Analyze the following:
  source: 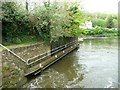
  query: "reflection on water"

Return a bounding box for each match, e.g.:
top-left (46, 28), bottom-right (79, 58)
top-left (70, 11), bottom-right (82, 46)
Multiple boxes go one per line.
top-left (23, 37), bottom-right (118, 88)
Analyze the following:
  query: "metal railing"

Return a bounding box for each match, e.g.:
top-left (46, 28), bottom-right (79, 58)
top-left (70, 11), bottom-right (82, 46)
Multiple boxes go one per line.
top-left (0, 44), bottom-right (26, 63)
top-left (0, 40), bottom-right (78, 66)
top-left (27, 40), bottom-right (78, 65)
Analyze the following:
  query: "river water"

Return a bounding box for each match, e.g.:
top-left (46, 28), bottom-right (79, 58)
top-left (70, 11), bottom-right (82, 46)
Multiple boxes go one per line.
top-left (23, 37), bottom-right (118, 88)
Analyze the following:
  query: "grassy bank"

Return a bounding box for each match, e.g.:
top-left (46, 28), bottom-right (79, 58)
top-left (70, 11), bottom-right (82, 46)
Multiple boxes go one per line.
top-left (2, 35), bottom-right (40, 46)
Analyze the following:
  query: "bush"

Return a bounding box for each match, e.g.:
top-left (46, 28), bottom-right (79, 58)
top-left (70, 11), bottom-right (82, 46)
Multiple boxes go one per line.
top-left (81, 26), bottom-right (118, 37)
top-left (2, 2), bottom-right (84, 45)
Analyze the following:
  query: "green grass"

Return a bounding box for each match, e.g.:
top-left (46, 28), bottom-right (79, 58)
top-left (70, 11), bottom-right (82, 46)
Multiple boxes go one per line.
top-left (3, 35), bottom-right (39, 45)
top-left (0, 35), bottom-right (45, 51)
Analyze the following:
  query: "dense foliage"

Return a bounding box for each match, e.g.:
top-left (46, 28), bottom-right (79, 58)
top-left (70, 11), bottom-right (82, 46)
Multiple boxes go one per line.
top-left (2, 2), bottom-right (37, 45)
top-left (2, 1), bottom-right (118, 46)
top-left (81, 26), bottom-right (118, 37)
top-left (2, 1), bottom-right (84, 45)
top-left (84, 12), bottom-right (118, 28)
top-left (81, 12), bottom-right (118, 37)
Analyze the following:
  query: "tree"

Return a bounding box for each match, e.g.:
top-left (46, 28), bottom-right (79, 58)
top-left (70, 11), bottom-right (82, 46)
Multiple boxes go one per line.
top-left (106, 16), bottom-right (114, 28)
top-left (113, 19), bottom-right (118, 28)
top-left (64, 3), bottom-right (84, 37)
top-left (92, 18), bottom-right (106, 27)
top-left (2, 1), bottom-right (85, 45)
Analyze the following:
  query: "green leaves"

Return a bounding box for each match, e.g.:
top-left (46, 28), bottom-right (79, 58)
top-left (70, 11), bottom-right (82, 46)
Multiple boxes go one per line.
top-left (106, 16), bottom-right (114, 28)
top-left (64, 4), bottom-right (83, 37)
top-left (81, 26), bottom-right (118, 37)
top-left (2, 1), bottom-right (84, 45)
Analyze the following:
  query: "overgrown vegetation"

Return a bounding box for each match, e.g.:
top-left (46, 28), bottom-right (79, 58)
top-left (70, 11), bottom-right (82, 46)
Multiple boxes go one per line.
top-left (2, 1), bottom-right (118, 46)
top-left (2, 1), bottom-right (84, 45)
top-left (81, 12), bottom-right (118, 37)
top-left (81, 26), bottom-right (118, 37)
top-left (2, 2), bottom-right (38, 45)
top-left (85, 12), bottom-right (118, 28)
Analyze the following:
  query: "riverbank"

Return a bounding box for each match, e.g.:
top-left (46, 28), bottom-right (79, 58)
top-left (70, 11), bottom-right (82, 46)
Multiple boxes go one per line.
top-left (81, 27), bottom-right (118, 37)
top-left (78, 36), bottom-right (118, 43)
top-left (82, 36), bottom-right (118, 39)
top-left (1, 39), bottom-right (79, 88)
top-left (1, 41), bottom-right (50, 88)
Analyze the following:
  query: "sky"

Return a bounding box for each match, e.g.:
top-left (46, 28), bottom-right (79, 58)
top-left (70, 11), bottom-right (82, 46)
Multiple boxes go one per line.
top-left (82, 0), bottom-right (120, 14)
top-left (15, 0), bottom-right (119, 14)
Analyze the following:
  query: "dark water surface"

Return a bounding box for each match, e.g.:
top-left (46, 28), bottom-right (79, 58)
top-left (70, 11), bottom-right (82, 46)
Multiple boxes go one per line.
top-left (23, 37), bottom-right (118, 88)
